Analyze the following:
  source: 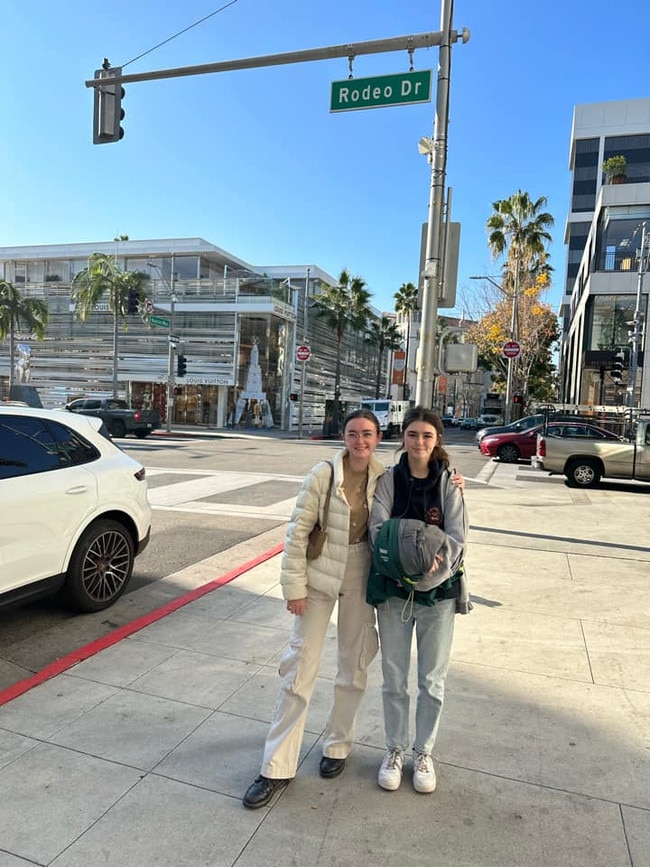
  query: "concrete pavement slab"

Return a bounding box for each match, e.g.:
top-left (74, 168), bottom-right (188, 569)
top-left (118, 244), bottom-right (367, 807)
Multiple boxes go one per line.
top-left (47, 687), bottom-right (211, 770)
top-left (153, 711), bottom-right (319, 797)
top-left (127, 649), bottom-right (264, 709)
top-left (439, 662), bottom-right (650, 809)
top-left (0, 675), bottom-right (118, 739)
top-left (0, 743), bottom-right (142, 864)
top-left (49, 775), bottom-right (263, 867)
top-left (622, 806), bottom-right (650, 867)
top-left (580, 620), bottom-right (650, 691)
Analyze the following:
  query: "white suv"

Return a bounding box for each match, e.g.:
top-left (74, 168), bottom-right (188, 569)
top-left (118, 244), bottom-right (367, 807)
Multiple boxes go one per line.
top-left (0, 406), bottom-right (151, 612)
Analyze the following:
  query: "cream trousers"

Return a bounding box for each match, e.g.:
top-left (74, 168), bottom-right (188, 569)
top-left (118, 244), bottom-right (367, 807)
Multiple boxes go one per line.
top-left (261, 543), bottom-right (379, 779)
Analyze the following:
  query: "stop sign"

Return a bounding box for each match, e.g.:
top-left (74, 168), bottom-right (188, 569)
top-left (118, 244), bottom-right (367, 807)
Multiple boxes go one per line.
top-left (502, 340), bottom-right (521, 359)
top-left (296, 345), bottom-right (311, 362)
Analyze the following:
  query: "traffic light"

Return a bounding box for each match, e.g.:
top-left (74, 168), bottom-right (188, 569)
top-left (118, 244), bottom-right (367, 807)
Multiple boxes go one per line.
top-left (611, 348), bottom-right (625, 383)
top-left (177, 354), bottom-right (187, 377)
top-left (289, 393), bottom-right (299, 402)
top-left (513, 394), bottom-right (524, 405)
top-left (93, 63), bottom-right (125, 144)
top-left (127, 288), bottom-right (139, 314)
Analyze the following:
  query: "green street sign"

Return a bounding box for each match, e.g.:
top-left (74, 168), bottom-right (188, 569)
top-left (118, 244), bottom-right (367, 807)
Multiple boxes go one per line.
top-left (149, 315), bottom-right (170, 328)
top-left (330, 70), bottom-right (432, 113)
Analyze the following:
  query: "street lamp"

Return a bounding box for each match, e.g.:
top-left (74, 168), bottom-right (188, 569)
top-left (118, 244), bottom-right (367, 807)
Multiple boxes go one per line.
top-left (147, 256), bottom-right (177, 433)
top-left (470, 274), bottom-right (519, 424)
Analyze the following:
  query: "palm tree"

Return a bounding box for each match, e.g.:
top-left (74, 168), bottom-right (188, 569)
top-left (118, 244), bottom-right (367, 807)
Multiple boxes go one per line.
top-left (0, 280), bottom-right (49, 391)
top-left (312, 269), bottom-right (372, 435)
top-left (486, 191), bottom-right (554, 410)
top-left (72, 253), bottom-right (149, 398)
top-left (487, 190), bottom-right (554, 292)
top-left (365, 315), bottom-right (403, 398)
top-left (394, 281), bottom-right (419, 399)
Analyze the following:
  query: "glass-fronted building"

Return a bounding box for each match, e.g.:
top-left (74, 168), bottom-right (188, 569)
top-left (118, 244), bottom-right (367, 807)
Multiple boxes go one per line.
top-left (0, 238), bottom-right (386, 431)
top-left (560, 99), bottom-right (650, 407)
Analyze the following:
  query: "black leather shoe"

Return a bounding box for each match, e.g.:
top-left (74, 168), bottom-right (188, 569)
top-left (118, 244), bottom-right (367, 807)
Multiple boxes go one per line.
top-left (319, 756), bottom-right (346, 779)
top-left (242, 775), bottom-right (290, 809)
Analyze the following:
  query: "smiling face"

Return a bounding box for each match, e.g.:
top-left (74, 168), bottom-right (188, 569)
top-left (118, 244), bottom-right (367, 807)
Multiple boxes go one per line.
top-left (403, 420), bottom-right (438, 471)
top-left (343, 414), bottom-right (382, 468)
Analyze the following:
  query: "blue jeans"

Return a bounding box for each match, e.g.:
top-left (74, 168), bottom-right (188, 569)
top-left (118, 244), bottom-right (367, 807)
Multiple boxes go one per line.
top-left (376, 596), bottom-right (456, 755)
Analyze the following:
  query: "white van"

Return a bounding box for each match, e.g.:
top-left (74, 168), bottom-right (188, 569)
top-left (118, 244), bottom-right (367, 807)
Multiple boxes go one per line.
top-left (360, 399), bottom-right (412, 438)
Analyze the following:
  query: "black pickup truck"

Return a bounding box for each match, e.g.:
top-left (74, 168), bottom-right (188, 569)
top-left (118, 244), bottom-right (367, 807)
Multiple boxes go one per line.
top-left (65, 398), bottom-right (160, 438)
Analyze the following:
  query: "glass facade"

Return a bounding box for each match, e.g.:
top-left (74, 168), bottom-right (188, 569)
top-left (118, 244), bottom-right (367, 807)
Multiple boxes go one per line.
top-left (595, 205), bottom-right (650, 271)
top-left (571, 138), bottom-right (599, 213)
top-left (0, 242), bottom-right (389, 431)
top-left (603, 134), bottom-right (650, 185)
top-left (584, 294), bottom-right (645, 351)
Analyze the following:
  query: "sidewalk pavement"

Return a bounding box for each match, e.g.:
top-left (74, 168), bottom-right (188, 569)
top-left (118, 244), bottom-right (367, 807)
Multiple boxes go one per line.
top-left (0, 472), bottom-right (648, 866)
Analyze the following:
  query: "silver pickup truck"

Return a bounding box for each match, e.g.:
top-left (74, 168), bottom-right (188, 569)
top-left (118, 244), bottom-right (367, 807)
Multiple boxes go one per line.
top-left (534, 417), bottom-right (650, 487)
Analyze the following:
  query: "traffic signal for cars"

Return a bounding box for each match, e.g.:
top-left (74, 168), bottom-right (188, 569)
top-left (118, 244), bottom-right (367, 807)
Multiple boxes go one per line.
top-left (513, 394), bottom-right (524, 404)
top-left (289, 393), bottom-right (299, 401)
top-left (611, 349), bottom-right (625, 383)
top-left (177, 354), bottom-right (187, 377)
top-left (127, 288), bottom-right (139, 314)
top-left (93, 63), bottom-right (125, 144)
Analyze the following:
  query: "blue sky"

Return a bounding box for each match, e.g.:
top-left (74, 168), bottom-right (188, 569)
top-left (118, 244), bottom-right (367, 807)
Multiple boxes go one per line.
top-left (1, 0), bottom-right (649, 317)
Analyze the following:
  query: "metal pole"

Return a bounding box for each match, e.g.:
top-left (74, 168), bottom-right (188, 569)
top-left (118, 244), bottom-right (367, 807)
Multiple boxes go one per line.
top-left (166, 254), bottom-right (176, 432)
top-left (298, 267), bottom-right (310, 438)
top-left (503, 267), bottom-right (519, 424)
top-left (415, 0), bottom-right (454, 408)
top-left (627, 222), bottom-right (647, 408)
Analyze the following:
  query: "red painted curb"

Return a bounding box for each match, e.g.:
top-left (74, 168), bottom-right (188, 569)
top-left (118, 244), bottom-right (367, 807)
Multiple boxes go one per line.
top-left (0, 543), bottom-right (285, 708)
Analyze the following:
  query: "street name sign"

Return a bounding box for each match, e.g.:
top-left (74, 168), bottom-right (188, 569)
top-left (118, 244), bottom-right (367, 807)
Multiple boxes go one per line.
top-left (150, 315), bottom-right (170, 328)
top-left (502, 340), bottom-right (521, 359)
top-left (330, 70), bottom-right (432, 113)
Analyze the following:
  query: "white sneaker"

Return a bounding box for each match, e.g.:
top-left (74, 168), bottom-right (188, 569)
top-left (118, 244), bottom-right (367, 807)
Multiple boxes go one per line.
top-left (377, 749), bottom-right (404, 791)
top-left (413, 752), bottom-right (436, 793)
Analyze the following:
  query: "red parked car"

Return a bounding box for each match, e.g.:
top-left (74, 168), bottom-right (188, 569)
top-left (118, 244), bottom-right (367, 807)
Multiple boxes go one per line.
top-left (479, 422), bottom-right (620, 463)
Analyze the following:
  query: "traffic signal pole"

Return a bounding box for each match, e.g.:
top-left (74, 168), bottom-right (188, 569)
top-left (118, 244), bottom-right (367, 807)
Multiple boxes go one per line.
top-left (85, 31), bottom-right (467, 93)
top-left (415, 0), bottom-right (456, 410)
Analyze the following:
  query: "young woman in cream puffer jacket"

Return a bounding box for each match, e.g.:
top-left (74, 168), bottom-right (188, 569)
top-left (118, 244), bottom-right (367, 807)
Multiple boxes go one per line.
top-left (243, 409), bottom-right (386, 809)
top-left (281, 449), bottom-right (386, 601)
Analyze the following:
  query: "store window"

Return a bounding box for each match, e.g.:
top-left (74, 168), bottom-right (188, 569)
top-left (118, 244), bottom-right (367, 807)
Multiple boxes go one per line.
top-left (595, 206), bottom-right (650, 271)
top-left (585, 295), bottom-right (641, 350)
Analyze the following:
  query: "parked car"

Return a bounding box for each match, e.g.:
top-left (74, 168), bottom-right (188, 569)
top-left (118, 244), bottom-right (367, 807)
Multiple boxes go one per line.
top-left (475, 413), bottom-right (547, 445)
top-left (534, 416), bottom-right (649, 487)
top-left (480, 421), bottom-right (620, 463)
top-left (0, 406), bottom-right (151, 612)
top-left (441, 414), bottom-right (455, 427)
top-left (460, 417), bottom-right (479, 430)
top-left (65, 397), bottom-right (160, 439)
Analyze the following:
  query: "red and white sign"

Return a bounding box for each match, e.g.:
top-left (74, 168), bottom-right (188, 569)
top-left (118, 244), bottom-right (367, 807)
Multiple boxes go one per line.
top-left (296, 345), bottom-right (311, 362)
top-left (502, 340), bottom-right (521, 359)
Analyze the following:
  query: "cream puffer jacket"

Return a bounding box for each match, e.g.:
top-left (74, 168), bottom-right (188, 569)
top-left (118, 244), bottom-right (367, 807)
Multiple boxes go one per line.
top-left (280, 449), bottom-right (387, 601)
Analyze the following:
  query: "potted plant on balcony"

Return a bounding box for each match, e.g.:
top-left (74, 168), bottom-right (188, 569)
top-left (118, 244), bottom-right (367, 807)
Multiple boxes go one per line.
top-left (602, 155), bottom-right (627, 184)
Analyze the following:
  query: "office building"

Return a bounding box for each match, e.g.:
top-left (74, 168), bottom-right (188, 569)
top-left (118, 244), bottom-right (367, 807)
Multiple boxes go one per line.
top-left (560, 98), bottom-right (650, 408)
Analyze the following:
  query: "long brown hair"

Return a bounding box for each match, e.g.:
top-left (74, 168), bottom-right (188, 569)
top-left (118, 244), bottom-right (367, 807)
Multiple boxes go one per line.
top-left (400, 405), bottom-right (450, 468)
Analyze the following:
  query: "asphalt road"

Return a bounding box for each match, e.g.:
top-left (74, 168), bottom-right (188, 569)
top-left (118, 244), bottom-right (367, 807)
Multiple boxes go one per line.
top-left (0, 430), bottom-right (488, 692)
